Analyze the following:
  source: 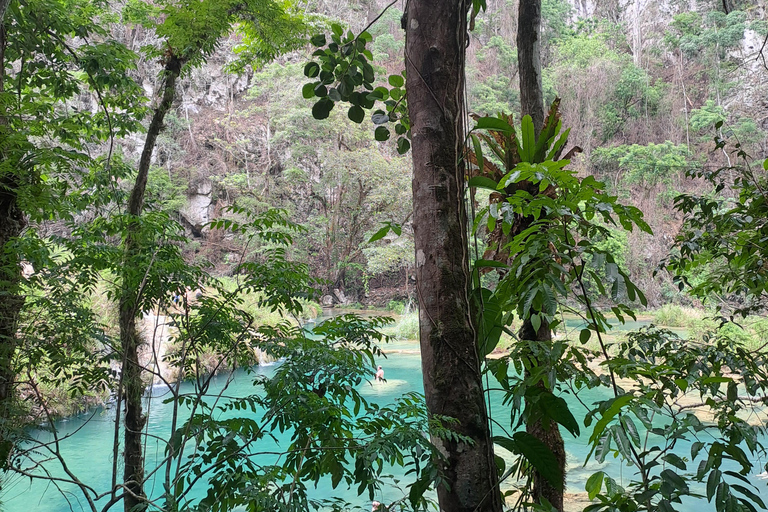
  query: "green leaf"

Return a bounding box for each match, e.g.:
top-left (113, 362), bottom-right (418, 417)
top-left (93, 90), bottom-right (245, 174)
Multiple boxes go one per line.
top-left (374, 126), bottom-right (390, 141)
top-left (473, 116), bottom-right (515, 133)
top-left (539, 392), bottom-right (580, 437)
top-left (396, 137), bottom-right (410, 154)
top-left (311, 97), bottom-right (334, 119)
top-left (620, 415), bottom-right (640, 447)
top-left (512, 431), bottom-right (563, 490)
top-left (589, 394), bottom-right (633, 444)
top-left (660, 469), bottom-right (689, 492)
top-left (663, 453), bottom-right (687, 471)
top-left (369, 225), bottom-right (391, 243)
top-left (348, 105), bottom-right (365, 123)
top-left (474, 259), bottom-right (508, 269)
top-left (303, 62), bottom-right (320, 78)
top-left (388, 74), bottom-right (404, 87)
top-left (731, 485), bottom-right (766, 509)
top-left (310, 34), bottom-right (326, 47)
top-left (301, 82), bottom-right (316, 99)
top-left (579, 328), bottom-right (591, 344)
top-left (585, 471), bottom-right (605, 500)
top-left (331, 23), bottom-right (343, 36)
top-left (530, 313), bottom-right (541, 333)
top-left (468, 176), bottom-right (498, 190)
top-left (520, 115), bottom-right (535, 162)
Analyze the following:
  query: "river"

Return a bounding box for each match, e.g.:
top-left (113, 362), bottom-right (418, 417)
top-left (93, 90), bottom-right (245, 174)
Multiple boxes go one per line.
top-left (2, 315), bottom-right (765, 511)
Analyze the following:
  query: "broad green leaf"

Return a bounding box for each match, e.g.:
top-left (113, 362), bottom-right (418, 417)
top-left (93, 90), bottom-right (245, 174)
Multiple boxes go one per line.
top-left (348, 105), bottom-right (364, 123)
top-left (473, 116), bottom-right (514, 133)
top-left (397, 137), bottom-right (410, 154)
top-left (513, 431), bottom-right (563, 490)
top-left (301, 82), bottom-right (316, 99)
top-left (585, 471), bottom-right (605, 500)
top-left (304, 61), bottom-right (320, 78)
top-left (539, 392), bottom-right (580, 437)
top-left (388, 74), bottom-right (404, 87)
top-left (374, 126), bottom-right (390, 141)
top-left (369, 225), bottom-right (391, 243)
top-left (468, 176), bottom-right (499, 190)
top-left (311, 97), bottom-right (334, 119)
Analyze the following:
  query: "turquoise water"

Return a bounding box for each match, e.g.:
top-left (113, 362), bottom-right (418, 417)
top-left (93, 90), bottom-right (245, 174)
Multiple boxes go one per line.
top-left (3, 328), bottom-right (766, 511)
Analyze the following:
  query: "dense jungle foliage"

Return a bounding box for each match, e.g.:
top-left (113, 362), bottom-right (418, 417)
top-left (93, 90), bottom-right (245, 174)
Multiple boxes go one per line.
top-left (1, 0), bottom-right (767, 511)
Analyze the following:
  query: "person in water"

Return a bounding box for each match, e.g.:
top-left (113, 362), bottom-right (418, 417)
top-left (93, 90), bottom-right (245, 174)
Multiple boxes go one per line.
top-left (375, 365), bottom-right (384, 381)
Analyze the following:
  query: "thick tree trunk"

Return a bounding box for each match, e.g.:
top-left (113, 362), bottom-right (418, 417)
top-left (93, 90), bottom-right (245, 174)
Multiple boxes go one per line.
top-left (518, 1), bottom-right (565, 509)
top-left (406, 2), bottom-right (502, 511)
top-left (0, 21), bottom-right (23, 467)
top-left (518, 0), bottom-right (544, 133)
top-left (119, 54), bottom-right (181, 512)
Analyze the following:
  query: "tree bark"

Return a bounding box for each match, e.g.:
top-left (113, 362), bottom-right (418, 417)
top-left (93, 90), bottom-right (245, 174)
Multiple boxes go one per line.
top-left (119, 54), bottom-right (181, 512)
top-left (518, 0), bottom-right (544, 133)
top-left (406, 2), bottom-right (502, 511)
top-left (0, 0), bottom-right (10, 25)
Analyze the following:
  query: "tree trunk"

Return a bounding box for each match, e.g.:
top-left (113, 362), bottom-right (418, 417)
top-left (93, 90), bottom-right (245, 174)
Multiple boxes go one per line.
top-left (406, 2), bottom-right (502, 511)
top-left (518, 0), bottom-right (544, 133)
top-left (518, 1), bottom-right (565, 509)
top-left (519, 319), bottom-right (565, 511)
top-left (0, 20), bottom-right (23, 467)
top-left (119, 54), bottom-right (181, 512)
top-left (0, 0), bottom-right (10, 25)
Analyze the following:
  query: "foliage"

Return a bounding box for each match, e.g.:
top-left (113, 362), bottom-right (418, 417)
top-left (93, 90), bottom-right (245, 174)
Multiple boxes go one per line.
top-left (666, 139), bottom-right (768, 317)
top-left (303, 20), bottom-right (410, 153)
top-left (585, 327), bottom-right (768, 512)
top-left (467, 104), bottom-right (651, 500)
top-left (591, 142), bottom-right (696, 188)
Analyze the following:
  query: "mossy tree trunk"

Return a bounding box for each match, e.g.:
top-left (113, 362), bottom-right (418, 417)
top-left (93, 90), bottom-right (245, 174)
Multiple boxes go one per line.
top-left (119, 54), bottom-right (181, 512)
top-left (405, 1), bottom-right (502, 511)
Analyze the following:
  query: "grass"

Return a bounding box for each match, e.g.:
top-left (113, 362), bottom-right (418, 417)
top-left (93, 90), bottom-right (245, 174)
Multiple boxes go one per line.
top-left (650, 304), bottom-right (706, 328)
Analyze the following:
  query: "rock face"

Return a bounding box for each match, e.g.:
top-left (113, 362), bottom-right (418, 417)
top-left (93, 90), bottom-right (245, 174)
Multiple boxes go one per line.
top-left (139, 313), bottom-right (176, 385)
top-left (180, 180), bottom-right (213, 234)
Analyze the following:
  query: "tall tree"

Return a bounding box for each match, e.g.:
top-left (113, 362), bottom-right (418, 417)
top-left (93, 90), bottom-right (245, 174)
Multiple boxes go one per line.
top-left (0, 0), bottom-right (143, 464)
top-left (518, 0), bottom-right (545, 133)
top-left (405, 1), bottom-right (502, 511)
top-left (518, 1), bottom-right (566, 509)
top-left (116, 3), bottom-right (305, 510)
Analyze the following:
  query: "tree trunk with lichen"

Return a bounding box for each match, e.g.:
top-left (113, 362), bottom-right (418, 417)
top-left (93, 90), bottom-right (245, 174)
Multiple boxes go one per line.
top-left (405, 1), bottom-right (502, 511)
top-left (518, 1), bottom-right (566, 509)
top-left (120, 54), bottom-right (181, 512)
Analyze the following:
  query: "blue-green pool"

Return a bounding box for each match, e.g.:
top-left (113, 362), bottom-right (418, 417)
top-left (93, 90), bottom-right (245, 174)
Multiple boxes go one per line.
top-left (3, 330), bottom-right (766, 511)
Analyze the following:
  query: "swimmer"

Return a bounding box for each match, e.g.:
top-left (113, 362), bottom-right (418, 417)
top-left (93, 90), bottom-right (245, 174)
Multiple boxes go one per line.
top-left (375, 365), bottom-right (384, 382)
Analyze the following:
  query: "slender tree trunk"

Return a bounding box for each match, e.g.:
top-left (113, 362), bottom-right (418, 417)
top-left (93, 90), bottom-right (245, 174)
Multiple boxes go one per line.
top-left (518, 1), bottom-right (565, 509)
top-left (0, 21), bottom-right (23, 467)
top-left (406, 2), bottom-right (502, 511)
top-left (120, 54), bottom-right (181, 512)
